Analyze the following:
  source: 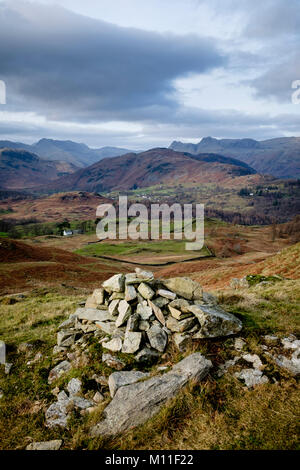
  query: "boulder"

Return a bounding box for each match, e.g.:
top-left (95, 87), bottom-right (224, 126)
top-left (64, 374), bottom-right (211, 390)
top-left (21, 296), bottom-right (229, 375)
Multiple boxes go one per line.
top-left (102, 274), bottom-right (125, 293)
top-left (91, 353), bottom-right (212, 436)
top-left (162, 277), bottom-right (203, 301)
top-left (189, 304), bottom-right (242, 338)
top-left (108, 371), bottom-right (149, 397)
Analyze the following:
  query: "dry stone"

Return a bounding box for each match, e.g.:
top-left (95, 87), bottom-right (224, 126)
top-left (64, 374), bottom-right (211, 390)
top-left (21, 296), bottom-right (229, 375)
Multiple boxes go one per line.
top-left (91, 353), bottom-right (212, 437)
top-left (138, 282), bottom-right (155, 300)
top-left (162, 277), bottom-right (203, 301)
top-left (108, 371), bottom-right (149, 397)
top-left (147, 324), bottom-right (168, 352)
top-left (102, 274), bottom-right (125, 293)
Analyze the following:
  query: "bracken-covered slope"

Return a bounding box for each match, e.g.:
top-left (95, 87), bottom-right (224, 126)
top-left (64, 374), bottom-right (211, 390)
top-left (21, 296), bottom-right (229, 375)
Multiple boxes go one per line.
top-left (170, 136), bottom-right (300, 179)
top-left (42, 148), bottom-right (257, 193)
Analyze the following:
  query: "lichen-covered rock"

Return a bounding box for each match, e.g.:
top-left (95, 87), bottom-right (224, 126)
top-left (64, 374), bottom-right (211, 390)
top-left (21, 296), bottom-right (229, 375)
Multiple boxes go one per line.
top-left (91, 353), bottom-right (212, 437)
top-left (122, 331), bottom-right (142, 354)
top-left (115, 300), bottom-right (132, 328)
top-left (102, 274), bottom-right (125, 293)
top-left (108, 371), bottom-right (150, 397)
top-left (138, 282), bottom-right (155, 300)
top-left (235, 369), bottom-right (269, 388)
top-left (75, 308), bottom-right (113, 323)
top-left (102, 337), bottom-right (123, 352)
top-left (48, 361), bottom-right (71, 384)
top-left (166, 316), bottom-right (196, 333)
top-left (125, 285), bottom-right (137, 302)
top-left (147, 324), bottom-right (168, 352)
top-left (162, 277), bottom-right (203, 300)
top-left (190, 304), bottom-right (242, 338)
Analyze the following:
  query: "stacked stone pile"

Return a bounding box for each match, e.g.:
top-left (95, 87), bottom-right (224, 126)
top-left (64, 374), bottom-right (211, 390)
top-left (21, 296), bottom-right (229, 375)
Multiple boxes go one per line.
top-left (55, 268), bottom-right (242, 360)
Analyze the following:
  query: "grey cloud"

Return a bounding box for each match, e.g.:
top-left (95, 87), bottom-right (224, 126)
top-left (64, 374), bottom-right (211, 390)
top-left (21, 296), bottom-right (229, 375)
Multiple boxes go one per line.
top-left (0, 1), bottom-right (225, 122)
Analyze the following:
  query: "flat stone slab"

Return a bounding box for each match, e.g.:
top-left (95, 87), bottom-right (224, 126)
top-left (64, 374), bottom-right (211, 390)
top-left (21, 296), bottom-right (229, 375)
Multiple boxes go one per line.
top-left (108, 371), bottom-right (150, 397)
top-left (75, 308), bottom-right (113, 323)
top-left (91, 353), bottom-right (212, 437)
top-left (26, 440), bottom-right (62, 451)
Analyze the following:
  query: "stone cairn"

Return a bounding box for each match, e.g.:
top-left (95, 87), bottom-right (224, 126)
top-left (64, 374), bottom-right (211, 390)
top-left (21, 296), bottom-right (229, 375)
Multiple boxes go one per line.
top-left (55, 268), bottom-right (242, 360)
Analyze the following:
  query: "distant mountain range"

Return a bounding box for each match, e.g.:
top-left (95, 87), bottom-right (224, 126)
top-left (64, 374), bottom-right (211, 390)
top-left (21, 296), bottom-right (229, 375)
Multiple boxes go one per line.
top-left (169, 136), bottom-right (300, 179)
top-left (41, 148), bottom-right (257, 193)
top-left (0, 138), bottom-right (132, 168)
top-left (0, 148), bottom-right (78, 190)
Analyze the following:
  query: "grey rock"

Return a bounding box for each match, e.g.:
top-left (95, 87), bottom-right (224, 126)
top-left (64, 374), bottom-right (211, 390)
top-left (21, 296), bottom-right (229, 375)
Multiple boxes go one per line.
top-left (281, 335), bottom-right (300, 350)
top-left (234, 338), bottom-right (246, 351)
top-left (126, 313), bottom-right (140, 332)
top-left (108, 371), bottom-right (150, 397)
top-left (58, 318), bottom-right (75, 331)
top-left (162, 277), bottom-right (203, 301)
top-left (75, 308), bottom-right (113, 323)
top-left (242, 354), bottom-right (263, 370)
top-left (122, 332), bottom-right (142, 354)
top-left (102, 337), bottom-right (123, 352)
top-left (152, 296), bottom-right (170, 308)
top-left (72, 396), bottom-right (94, 410)
top-left (102, 353), bottom-right (125, 370)
top-left (95, 321), bottom-right (117, 335)
top-left (125, 285), bottom-right (137, 302)
top-left (0, 341), bottom-right (6, 365)
top-left (169, 298), bottom-right (191, 313)
top-left (109, 292), bottom-right (125, 300)
top-left (85, 288), bottom-right (105, 308)
top-left (168, 305), bottom-right (192, 321)
top-left (115, 300), bottom-right (132, 328)
top-left (57, 329), bottom-right (76, 348)
top-left (156, 289), bottom-right (176, 300)
top-left (135, 268), bottom-right (154, 280)
top-left (108, 299), bottom-right (120, 316)
top-left (91, 353), bottom-right (212, 436)
top-left (137, 303), bottom-right (152, 320)
top-left (4, 362), bottom-right (12, 375)
top-left (148, 300), bottom-right (166, 326)
top-left (190, 304), bottom-right (242, 338)
top-left (45, 395), bottom-right (69, 428)
top-left (139, 320), bottom-right (150, 331)
top-left (235, 368), bottom-right (269, 387)
top-left (173, 333), bottom-right (191, 351)
top-left (166, 316), bottom-right (196, 333)
top-left (135, 347), bottom-right (160, 364)
top-left (102, 274), bottom-right (125, 293)
top-left (48, 360), bottom-right (71, 384)
top-left (147, 324), bottom-right (168, 352)
top-left (202, 292), bottom-right (218, 305)
top-left (138, 282), bottom-right (155, 300)
top-left (26, 440), bottom-right (62, 451)
top-left (274, 354), bottom-right (300, 376)
top-left (93, 391), bottom-right (104, 403)
top-left (67, 378), bottom-right (82, 396)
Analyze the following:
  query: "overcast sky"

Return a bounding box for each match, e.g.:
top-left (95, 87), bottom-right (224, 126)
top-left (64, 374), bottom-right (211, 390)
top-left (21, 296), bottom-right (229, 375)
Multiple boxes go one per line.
top-left (0, 0), bottom-right (299, 149)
